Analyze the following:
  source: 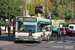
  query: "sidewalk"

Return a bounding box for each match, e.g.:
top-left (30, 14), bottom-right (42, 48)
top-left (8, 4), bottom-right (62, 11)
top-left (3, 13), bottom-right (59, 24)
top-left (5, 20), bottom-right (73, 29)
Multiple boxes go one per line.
top-left (0, 30), bottom-right (14, 46)
top-left (1, 30), bottom-right (13, 36)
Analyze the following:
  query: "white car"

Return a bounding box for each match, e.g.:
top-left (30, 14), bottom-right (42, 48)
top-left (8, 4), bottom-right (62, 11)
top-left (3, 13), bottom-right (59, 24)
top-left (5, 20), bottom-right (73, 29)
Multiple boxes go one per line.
top-left (68, 24), bottom-right (75, 30)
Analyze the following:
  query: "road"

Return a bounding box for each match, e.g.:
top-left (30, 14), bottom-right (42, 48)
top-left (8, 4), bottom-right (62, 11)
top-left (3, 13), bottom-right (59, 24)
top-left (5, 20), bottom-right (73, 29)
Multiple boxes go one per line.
top-left (0, 36), bottom-right (75, 50)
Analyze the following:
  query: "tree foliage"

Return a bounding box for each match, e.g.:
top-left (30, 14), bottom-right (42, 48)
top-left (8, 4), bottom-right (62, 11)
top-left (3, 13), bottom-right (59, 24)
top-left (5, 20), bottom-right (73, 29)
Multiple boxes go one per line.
top-left (0, 0), bottom-right (75, 22)
top-left (0, 0), bottom-right (24, 23)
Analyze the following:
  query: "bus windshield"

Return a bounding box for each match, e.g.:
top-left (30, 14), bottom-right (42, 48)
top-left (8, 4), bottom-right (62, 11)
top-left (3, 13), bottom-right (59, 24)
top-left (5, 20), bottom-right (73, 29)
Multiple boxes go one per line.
top-left (17, 22), bottom-right (36, 33)
top-left (18, 25), bottom-right (36, 32)
top-left (24, 25), bottom-right (36, 32)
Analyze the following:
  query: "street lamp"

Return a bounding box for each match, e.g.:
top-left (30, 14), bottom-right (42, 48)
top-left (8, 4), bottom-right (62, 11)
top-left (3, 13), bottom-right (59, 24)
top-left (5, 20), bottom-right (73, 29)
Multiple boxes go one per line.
top-left (47, 0), bottom-right (48, 13)
top-left (50, 17), bottom-right (51, 20)
top-left (5, 17), bottom-right (8, 32)
top-left (18, 6), bottom-right (23, 16)
top-left (50, 16), bottom-right (51, 25)
top-left (5, 12), bottom-right (8, 31)
top-left (25, 0), bottom-right (27, 17)
top-left (72, 0), bottom-right (74, 23)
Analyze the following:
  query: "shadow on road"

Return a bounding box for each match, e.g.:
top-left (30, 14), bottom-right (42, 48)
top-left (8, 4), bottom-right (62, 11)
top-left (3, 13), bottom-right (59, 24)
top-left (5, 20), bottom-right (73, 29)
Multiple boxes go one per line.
top-left (0, 36), bottom-right (14, 42)
top-left (15, 41), bottom-right (43, 44)
top-left (0, 49), bottom-right (3, 50)
top-left (50, 36), bottom-right (75, 43)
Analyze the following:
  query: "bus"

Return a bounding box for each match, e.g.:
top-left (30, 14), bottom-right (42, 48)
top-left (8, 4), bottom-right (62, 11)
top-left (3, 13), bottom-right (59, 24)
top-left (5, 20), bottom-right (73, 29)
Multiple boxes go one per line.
top-left (14, 16), bottom-right (52, 43)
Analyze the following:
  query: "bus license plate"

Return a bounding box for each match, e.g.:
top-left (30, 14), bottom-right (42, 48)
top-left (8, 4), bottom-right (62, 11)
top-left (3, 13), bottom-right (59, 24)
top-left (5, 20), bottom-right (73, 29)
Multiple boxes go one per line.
top-left (24, 34), bottom-right (29, 36)
top-left (19, 33), bottom-right (29, 36)
top-left (23, 39), bottom-right (28, 40)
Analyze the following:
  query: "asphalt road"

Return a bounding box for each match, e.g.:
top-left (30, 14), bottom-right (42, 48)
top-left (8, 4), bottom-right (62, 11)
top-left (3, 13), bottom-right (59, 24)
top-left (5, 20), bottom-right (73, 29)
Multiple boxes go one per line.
top-left (0, 36), bottom-right (75, 50)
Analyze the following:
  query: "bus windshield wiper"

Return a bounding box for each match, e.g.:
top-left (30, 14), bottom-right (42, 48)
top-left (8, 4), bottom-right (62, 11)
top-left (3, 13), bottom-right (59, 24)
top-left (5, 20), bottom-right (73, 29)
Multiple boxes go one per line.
top-left (28, 30), bottom-right (35, 33)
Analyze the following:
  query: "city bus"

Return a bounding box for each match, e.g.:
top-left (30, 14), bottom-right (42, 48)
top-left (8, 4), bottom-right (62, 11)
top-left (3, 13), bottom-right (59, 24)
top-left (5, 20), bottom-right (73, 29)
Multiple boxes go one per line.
top-left (14, 16), bottom-right (52, 43)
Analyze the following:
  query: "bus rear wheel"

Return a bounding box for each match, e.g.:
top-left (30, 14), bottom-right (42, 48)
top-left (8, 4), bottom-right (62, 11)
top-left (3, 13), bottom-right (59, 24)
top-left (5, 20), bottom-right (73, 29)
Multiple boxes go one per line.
top-left (47, 35), bottom-right (50, 41)
top-left (37, 37), bottom-right (42, 43)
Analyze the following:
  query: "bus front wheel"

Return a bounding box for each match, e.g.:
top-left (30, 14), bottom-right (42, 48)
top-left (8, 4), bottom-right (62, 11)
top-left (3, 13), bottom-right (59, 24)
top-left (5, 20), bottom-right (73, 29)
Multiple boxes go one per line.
top-left (14, 40), bottom-right (18, 43)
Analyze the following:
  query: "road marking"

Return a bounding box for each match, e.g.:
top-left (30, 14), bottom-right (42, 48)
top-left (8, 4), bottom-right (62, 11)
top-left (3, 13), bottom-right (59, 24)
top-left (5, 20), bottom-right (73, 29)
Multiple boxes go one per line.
top-left (66, 41), bottom-right (71, 43)
top-left (48, 41), bottom-right (72, 44)
top-left (57, 41), bottom-right (63, 43)
top-left (49, 41), bottom-right (55, 43)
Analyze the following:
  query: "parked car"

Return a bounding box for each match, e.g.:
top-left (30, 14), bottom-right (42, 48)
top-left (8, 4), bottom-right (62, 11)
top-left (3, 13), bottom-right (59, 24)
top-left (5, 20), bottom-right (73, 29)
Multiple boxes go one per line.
top-left (68, 24), bottom-right (75, 30)
top-left (51, 26), bottom-right (63, 37)
top-left (51, 26), bottom-right (58, 36)
top-left (52, 26), bottom-right (58, 32)
top-left (60, 27), bottom-right (75, 36)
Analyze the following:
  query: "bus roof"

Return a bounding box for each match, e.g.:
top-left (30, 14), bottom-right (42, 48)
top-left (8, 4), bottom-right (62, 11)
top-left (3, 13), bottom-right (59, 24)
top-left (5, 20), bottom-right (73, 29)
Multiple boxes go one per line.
top-left (37, 18), bottom-right (51, 22)
top-left (16, 16), bottom-right (51, 22)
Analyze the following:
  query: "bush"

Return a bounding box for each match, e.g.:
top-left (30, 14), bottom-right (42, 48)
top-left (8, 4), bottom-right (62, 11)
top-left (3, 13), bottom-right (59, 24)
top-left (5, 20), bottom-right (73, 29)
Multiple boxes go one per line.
top-left (63, 23), bottom-right (69, 27)
top-left (59, 23), bottom-right (70, 27)
top-left (0, 20), bottom-right (5, 26)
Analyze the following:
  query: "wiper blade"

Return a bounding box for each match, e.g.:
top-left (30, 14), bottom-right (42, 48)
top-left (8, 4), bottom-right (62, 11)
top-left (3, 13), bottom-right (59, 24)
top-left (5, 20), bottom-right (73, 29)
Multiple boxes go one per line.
top-left (28, 30), bottom-right (35, 33)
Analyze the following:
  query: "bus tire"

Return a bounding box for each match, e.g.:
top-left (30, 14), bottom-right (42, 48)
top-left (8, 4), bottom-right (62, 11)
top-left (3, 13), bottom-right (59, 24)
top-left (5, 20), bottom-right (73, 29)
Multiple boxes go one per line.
top-left (38, 37), bottom-right (42, 43)
top-left (40, 37), bottom-right (42, 42)
top-left (14, 40), bottom-right (18, 43)
top-left (47, 35), bottom-right (50, 41)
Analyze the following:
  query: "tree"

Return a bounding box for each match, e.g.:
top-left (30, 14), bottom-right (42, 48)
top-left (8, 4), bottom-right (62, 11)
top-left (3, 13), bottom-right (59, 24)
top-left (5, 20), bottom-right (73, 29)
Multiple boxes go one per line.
top-left (50, 0), bottom-right (73, 21)
top-left (0, 0), bottom-right (24, 24)
top-left (25, 0), bottom-right (54, 17)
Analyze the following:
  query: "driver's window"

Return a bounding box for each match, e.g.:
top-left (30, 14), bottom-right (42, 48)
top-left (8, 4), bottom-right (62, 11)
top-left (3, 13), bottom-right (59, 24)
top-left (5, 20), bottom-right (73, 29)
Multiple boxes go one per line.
top-left (18, 22), bottom-right (23, 31)
top-left (42, 27), bottom-right (48, 31)
top-left (46, 27), bottom-right (48, 31)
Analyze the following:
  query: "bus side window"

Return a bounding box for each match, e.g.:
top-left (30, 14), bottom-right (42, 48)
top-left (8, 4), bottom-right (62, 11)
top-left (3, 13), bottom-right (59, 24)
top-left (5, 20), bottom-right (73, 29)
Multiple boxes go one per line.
top-left (42, 28), bottom-right (46, 31)
top-left (37, 24), bottom-right (41, 32)
top-left (49, 27), bottom-right (51, 30)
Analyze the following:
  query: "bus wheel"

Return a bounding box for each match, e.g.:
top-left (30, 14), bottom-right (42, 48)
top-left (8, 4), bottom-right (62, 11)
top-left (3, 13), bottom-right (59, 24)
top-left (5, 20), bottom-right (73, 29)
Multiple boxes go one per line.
top-left (14, 40), bottom-right (18, 43)
top-left (38, 37), bottom-right (42, 43)
top-left (47, 35), bottom-right (50, 41)
top-left (40, 37), bottom-right (42, 42)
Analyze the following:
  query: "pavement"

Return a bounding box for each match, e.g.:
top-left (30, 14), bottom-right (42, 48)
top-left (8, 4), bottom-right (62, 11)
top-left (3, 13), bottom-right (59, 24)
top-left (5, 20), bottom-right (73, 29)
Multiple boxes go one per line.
top-left (0, 30), bottom-right (14, 46)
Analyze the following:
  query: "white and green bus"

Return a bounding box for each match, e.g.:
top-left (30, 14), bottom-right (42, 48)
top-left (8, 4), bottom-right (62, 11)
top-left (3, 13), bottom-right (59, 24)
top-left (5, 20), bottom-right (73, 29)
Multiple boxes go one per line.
top-left (14, 16), bottom-right (52, 43)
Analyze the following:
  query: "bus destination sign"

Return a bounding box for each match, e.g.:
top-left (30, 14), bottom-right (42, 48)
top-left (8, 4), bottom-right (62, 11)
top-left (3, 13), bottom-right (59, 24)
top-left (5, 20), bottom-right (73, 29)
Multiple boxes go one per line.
top-left (17, 17), bottom-right (37, 22)
top-left (18, 17), bottom-right (23, 20)
top-left (24, 17), bottom-right (37, 22)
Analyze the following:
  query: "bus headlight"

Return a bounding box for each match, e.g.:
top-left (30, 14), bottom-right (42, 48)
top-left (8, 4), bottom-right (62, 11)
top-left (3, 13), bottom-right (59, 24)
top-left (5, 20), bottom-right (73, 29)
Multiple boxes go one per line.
top-left (15, 32), bottom-right (19, 38)
top-left (15, 32), bottom-right (19, 36)
top-left (32, 33), bottom-right (38, 36)
top-left (15, 35), bottom-right (18, 38)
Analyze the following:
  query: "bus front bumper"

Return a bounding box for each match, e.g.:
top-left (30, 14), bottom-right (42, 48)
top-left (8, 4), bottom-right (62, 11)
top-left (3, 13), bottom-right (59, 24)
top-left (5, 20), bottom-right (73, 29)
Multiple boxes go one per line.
top-left (15, 36), bottom-right (41, 41)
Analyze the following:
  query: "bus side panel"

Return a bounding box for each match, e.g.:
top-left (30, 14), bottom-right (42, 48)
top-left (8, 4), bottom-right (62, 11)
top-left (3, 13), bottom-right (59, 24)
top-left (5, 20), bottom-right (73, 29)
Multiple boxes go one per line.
top-left (43, 31), bottom-right (51, 40)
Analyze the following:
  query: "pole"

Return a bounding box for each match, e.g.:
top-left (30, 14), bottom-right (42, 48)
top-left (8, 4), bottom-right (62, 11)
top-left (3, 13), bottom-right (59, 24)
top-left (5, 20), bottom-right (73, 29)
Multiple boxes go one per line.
top-left (5, 12), bottom-right (7, 31)
top-left (47, 0), bottom-right (48, 13)
top-left (72, 0), bottom-right (74, 23)
top-left (25, 0), bottom-right (27, 17)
